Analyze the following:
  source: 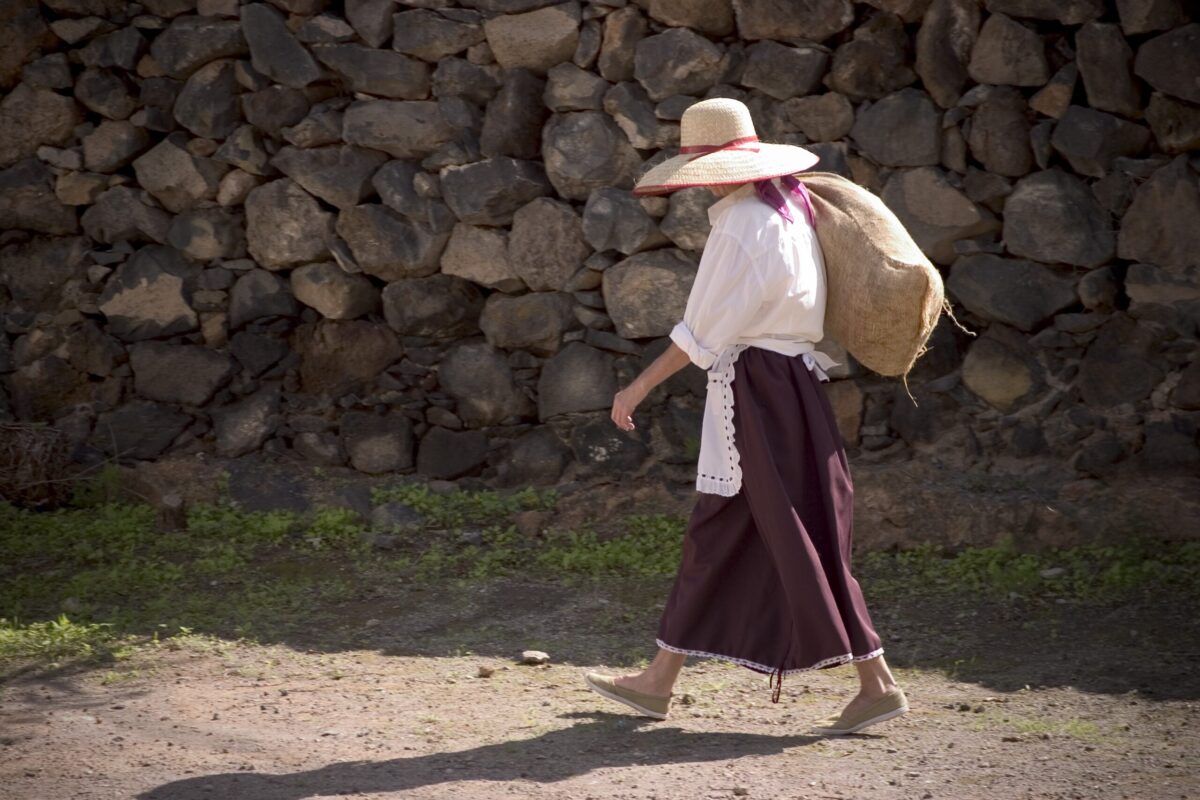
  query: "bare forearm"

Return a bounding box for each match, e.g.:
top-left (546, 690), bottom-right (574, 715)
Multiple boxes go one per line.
top-left (611, 341), bottom-right (695, 431)
top-left (629, 341), bottom-right (693, 400)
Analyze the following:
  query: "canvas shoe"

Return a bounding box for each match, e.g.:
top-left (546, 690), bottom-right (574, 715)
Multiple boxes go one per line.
top-left (584, 671), bottom-right (673, 719)
top-left (810, 686), bottom-right (909, 735)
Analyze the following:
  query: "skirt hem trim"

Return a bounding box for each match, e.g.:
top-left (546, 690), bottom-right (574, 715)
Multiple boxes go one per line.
top-left (656, 637), bottom-right (884, 677)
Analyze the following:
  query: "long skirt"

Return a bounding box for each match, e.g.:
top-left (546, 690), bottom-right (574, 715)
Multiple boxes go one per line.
top-left (656, 345), bottom-right (884, 703)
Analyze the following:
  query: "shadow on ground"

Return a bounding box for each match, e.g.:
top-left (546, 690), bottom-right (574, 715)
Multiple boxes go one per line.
top-left (134, 714), bottom-right (832, 800)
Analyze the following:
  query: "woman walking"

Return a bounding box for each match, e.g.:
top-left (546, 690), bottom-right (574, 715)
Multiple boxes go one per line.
top-left (583, 98), bottom-right (908, 736)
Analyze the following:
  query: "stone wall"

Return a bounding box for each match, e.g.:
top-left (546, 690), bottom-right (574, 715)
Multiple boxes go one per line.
top-left (1, 0), bottom-right (1197, 534)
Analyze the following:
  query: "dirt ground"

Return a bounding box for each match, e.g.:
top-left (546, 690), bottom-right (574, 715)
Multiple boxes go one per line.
top-left (2, 574), bottom-right (1198, 800)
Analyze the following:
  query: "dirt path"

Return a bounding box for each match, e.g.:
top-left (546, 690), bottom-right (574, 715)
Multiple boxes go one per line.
top-left (3, 577), bottom-right (1198, 800)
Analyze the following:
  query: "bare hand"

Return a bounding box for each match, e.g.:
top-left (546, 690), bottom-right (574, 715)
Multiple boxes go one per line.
top-left (611, 386), bottom-right (643, 432)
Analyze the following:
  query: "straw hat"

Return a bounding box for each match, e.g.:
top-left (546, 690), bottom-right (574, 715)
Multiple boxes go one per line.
top-left (632, 97), bottom-right (820, 196)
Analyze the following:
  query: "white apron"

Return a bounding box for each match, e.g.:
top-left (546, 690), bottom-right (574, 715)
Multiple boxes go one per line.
top-left (695, 335), bottom-right (838, 497)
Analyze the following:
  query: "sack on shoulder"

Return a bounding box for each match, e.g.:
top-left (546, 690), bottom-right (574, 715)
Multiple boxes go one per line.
top-left (797, 171), bottom-right (968, 395)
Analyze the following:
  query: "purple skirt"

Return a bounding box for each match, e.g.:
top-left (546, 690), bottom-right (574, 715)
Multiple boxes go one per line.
top-left (656, 345), bottom-right (884, 703)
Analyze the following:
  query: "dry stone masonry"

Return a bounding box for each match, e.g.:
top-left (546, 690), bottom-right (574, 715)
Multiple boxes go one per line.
top-left (0, 0), bottom-right (1197, 523)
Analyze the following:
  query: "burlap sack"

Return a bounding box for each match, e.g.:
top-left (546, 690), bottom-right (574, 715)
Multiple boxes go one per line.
top-left (797, 171), bottom-right (968, 396)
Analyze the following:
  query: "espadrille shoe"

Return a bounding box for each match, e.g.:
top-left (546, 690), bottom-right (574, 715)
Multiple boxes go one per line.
top-left (811, 686), bottom-right (908, 735)
top-left (583, 671), bottom-right (673, 719)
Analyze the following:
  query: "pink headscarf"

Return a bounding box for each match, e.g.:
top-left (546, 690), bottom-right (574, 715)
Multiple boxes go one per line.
top-left (753, 174), bottom-right (817, 228)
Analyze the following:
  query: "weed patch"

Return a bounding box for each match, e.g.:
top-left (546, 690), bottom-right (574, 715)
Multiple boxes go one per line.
top-left (967, 707), bottom-right (1108, 743)
top-left (392, 513), bottom-right (686, 583)
top-left (0, 614), bottom-right (128, 670)
top-left (2, 477), bottom-right (1196, 678)
top-left (858, 536), bottom-right (1200, 604)
top-left (370, 483), bottom-right (559, 529)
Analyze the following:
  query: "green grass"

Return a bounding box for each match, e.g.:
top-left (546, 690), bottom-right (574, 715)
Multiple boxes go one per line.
top-left (1010, 717), bottom-right (1104, 741)
top-left (968, 708), bottom-right (1108, 743)
top-left (2, 473), bottom-right (1197, 676)
top-left (0, 489), bottom-right (396, 668)
top-left (370, 483), bottom-right (559, 529)
top-left (398, 512), bottom-right (687, 582)
top-left (857, 535), bottom-right (1200, 603)
top-left (0, 614), bottom-right (128, 664)
top-left (0, 479), bottom-right (570, 673)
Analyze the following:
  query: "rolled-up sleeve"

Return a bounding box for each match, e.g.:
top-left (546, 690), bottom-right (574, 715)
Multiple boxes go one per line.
top-left (669, 231), bottom-right (768, 370)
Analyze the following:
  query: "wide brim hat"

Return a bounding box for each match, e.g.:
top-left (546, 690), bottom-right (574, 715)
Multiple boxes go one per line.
top-left (632, 97), bottom-right (820, 196)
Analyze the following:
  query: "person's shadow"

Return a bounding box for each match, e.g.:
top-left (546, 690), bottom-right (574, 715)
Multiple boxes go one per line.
top-left (137, 711), bottom-right (846, 799)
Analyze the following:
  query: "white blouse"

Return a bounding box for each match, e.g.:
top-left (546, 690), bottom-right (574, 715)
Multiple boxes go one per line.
top-left (668, 180), bottom-right (839, 496)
